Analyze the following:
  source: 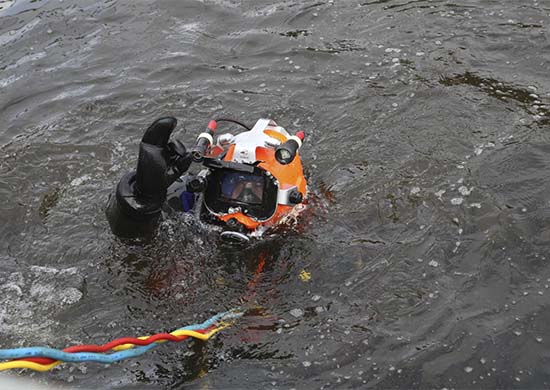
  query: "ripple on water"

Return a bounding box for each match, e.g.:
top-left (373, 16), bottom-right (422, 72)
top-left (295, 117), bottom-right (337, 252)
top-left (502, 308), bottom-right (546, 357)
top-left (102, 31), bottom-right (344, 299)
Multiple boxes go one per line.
top-left (6, 1), bottom-right (55, 16)
top-left (1, 0), bottom-right (550, 388)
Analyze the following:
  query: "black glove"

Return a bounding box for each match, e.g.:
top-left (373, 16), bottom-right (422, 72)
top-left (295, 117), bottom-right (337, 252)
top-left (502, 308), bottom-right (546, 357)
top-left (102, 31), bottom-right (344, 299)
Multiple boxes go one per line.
top-left (135, 117), bottom-right (191, 205)
top-left (106, 117), bottom-right (192, 239)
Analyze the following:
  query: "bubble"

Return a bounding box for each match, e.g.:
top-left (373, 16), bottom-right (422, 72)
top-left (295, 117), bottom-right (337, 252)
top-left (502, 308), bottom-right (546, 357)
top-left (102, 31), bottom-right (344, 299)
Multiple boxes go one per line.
top-left (451, 197), bottom-right (464, 205)
top-left (70, 175), bottom-right (91, 186)
top-left (458, 186), bottom-right (473, 196)
top-left (435, 189), bottom-right (446, 199)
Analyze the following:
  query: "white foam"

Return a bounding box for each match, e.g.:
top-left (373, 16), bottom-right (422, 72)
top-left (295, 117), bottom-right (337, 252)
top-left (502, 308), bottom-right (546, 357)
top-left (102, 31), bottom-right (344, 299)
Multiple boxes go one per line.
top-left (451, 197), bottom-right (464, 205)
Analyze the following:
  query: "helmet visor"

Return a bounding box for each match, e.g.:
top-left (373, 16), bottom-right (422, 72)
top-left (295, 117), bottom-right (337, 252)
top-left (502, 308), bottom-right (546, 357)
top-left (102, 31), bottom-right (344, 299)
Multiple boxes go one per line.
top-left (220, 172), bottom-right (265, 205)
top-left (204, 168), bottom-right (277, 220)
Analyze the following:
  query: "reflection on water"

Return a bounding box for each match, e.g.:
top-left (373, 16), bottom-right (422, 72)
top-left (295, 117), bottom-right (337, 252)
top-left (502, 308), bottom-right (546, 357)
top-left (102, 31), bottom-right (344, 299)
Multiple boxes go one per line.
top-left (440, 71), bottom-right (550, 126)
top-left (0, 0), bottom-right (50, 17)
top-left (1, 0), bottom-right (550, 388)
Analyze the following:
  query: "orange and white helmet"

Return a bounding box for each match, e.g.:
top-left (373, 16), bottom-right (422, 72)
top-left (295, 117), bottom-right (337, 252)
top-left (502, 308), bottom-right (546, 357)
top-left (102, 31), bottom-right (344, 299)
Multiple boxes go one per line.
top-left (192, 118), bottom-right (307, 242)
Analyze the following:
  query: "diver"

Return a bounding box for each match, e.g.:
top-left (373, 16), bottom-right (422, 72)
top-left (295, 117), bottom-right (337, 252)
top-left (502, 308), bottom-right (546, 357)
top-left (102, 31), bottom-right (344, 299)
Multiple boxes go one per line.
top-left (106, 116), bottom-right (307, 243)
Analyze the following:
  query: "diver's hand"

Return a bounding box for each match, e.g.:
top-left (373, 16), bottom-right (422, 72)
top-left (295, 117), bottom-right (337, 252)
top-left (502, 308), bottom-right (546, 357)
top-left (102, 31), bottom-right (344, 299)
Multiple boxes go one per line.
top-left (135, 117), bottom-right (191, 204)
top-left (106, 117), bottom-right (192, 239)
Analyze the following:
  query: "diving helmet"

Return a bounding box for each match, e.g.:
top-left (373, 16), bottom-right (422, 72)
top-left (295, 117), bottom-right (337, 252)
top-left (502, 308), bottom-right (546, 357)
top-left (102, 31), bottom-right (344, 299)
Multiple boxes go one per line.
top-left (193, 118), bottom-right (307, 241)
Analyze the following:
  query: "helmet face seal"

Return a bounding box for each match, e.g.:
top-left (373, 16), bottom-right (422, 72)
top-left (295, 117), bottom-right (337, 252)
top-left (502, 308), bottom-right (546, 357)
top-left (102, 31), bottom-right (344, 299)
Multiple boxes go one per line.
top-left (204, 167), bottom-right (278, 221)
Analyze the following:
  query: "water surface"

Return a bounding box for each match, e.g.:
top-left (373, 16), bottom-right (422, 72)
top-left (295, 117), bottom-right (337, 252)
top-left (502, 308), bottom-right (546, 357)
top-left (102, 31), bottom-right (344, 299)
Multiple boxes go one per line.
top-left (1, 0), bottom-right (550, 388)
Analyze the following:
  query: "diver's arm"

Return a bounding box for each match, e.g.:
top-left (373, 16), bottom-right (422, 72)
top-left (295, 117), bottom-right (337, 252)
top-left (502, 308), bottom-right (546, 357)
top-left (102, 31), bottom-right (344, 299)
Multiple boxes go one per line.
top-left (105, 117), bottom-right (192, 239)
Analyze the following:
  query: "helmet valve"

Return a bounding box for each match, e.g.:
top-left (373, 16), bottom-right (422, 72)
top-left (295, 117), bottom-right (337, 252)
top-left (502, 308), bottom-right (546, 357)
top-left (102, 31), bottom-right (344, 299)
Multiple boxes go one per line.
top-left (187, 176), bottom-right (207, 193)
top-left (226, 217), bottom-right (246, 233)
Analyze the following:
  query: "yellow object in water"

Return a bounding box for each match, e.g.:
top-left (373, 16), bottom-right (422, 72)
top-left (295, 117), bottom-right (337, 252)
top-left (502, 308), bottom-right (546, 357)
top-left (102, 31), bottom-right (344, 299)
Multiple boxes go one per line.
top-left (299, 269), bottom-right (311, 282)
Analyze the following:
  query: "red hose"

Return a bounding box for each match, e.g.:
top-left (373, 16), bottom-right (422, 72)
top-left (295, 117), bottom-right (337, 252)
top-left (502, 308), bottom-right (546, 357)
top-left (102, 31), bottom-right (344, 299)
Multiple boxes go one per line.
top-left (19, 327), bottom-right (213, 366)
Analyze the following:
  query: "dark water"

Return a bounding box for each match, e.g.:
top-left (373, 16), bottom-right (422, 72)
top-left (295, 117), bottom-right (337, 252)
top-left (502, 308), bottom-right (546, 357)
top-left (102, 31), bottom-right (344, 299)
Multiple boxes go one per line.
top-left (1, 0), bottom-right (550, 388)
